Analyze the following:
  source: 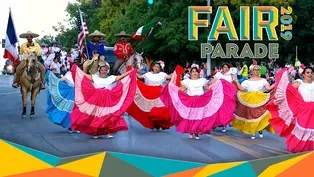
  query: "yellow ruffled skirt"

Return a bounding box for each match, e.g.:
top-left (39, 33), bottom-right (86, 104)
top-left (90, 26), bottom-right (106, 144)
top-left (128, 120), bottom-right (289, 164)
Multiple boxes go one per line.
top-left (230, 91), bottom-right (275, 135)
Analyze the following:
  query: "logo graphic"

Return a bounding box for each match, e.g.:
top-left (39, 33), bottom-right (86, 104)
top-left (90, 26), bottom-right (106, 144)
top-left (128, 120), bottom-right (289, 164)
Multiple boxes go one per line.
top-left (188, 6), bottom-right (293, 59)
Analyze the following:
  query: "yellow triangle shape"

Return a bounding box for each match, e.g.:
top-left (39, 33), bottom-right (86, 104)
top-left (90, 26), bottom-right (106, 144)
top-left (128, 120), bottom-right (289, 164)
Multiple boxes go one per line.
top-left (0, 140), bottom-right (52, 176)
top-left (57, 152), bottom-right (106, 177)
top-left (194, 161), bottom-right (245, 177)
top-left (258, 152), bottom-right (311, 177)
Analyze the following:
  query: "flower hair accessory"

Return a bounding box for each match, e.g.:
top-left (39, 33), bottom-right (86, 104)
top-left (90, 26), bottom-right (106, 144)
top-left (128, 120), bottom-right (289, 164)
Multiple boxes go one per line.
top-left (158, 60), bottom-right (165, 69)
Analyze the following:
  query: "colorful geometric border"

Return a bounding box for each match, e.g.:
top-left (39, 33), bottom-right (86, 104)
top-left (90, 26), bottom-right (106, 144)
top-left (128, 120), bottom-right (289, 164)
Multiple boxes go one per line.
top-left (0, 139), bottom-right (313, 177)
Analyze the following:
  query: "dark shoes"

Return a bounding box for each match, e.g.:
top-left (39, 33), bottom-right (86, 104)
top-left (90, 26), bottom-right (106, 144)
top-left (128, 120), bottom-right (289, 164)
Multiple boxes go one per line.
top-left (40, 84), bottom-right (45, 90)
top-left (12, 83), bottom-right (19, 88)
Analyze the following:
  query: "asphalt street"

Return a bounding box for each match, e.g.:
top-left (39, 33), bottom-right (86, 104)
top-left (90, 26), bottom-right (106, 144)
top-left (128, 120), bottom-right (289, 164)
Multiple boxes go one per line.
top-left (0, 74), bottom-right (289, 164)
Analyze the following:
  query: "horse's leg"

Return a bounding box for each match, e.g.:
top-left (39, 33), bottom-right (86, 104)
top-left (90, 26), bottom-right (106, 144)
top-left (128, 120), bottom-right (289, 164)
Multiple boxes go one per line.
top-left (21, 87), bottom-right (27, 119)
top-left (112, 60), bottom-right (125, 75)
top-left (30, 87), bottom-right (39, 119)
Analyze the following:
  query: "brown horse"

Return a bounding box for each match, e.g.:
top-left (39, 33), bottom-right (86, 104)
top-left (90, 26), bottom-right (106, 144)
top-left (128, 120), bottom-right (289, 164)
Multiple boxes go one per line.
top-left (20, 52), bottom-right (43, 119)
top-left (83, 54), bottom-right (109, 74)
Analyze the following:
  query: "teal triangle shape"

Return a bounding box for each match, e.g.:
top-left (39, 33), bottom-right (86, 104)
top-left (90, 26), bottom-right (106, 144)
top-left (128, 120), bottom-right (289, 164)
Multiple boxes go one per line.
top-left (3, 140), bottom-right (60, 166)
top-left (109, 152), bottom-right (206, 176)
top-left (208, 162), bottom-right (256, 177)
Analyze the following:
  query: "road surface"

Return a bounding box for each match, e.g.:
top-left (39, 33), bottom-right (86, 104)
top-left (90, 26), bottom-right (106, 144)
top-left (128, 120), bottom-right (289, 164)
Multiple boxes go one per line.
top-left (0, 75), bottom-right (288, 164)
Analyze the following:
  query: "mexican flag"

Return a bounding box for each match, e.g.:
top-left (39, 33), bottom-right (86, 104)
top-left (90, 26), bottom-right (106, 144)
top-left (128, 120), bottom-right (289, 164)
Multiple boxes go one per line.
top-left (131, 20), bottom-right (162, 40)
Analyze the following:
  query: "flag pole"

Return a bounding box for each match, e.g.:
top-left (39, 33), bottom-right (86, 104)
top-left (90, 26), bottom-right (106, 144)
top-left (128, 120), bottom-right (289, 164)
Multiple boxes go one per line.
top-left (78, 7), bottom-right (89, 62)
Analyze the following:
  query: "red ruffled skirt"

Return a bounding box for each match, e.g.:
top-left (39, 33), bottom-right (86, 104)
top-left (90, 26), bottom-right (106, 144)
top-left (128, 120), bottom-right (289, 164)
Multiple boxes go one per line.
top-left (127, 80), bottom-right (173, 130)
top-left (69, 65), bottom-right (136, 136)
top-left (267, 69), bottom-right (314, 153)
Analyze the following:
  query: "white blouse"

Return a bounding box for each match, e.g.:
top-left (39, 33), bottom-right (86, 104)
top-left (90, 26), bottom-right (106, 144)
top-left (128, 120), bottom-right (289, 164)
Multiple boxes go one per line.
top-left (50, 46), bottom-right (60, 53)
top-left (50, 62), bottom-right (61, 74)
top-left (181, 78), bottom-right (208, 96)
top-left (241, 79), bottom-right (269, 92)
top-left (296, 79), bottom-right (314, 102)
top-left (214, 72), bottom-right (233, 83)
top-left (63, 71), bottom-right (74, 87)
top-left (229, 67), bottom-right (238, 75)
top-left (143, 72), bottom-right (168, 86)
top-left (92, 74), bottom-right (117, 90)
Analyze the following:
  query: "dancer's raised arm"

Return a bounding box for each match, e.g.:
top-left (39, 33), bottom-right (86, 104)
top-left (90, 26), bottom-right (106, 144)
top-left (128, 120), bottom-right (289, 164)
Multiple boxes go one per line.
top-left (116, 69), bottom-right (133, 82)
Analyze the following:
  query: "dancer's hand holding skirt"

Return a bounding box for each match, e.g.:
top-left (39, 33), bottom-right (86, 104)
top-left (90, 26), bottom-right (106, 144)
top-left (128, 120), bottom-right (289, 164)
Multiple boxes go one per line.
top-left (70, 65), bottom-right (137, 136)
top-left (267, 69), bottom-right (314, 153)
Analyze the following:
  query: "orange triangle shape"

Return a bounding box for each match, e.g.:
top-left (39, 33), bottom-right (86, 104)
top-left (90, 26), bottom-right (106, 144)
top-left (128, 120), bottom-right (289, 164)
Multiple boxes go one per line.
top-left (163, 166), bottom-right (205, 177)
top-left (276, 151), bottom-right (314, 177)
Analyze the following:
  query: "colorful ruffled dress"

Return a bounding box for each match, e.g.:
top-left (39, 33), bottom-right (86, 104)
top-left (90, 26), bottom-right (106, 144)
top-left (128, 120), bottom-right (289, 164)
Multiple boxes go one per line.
top-left (127, 71), bottom-right (173, 130)
top-left (160, 67), bottom-right (236, 135)
top-left (267, 69), bottom-right (314, 153)
top-left (46, 71), bottom-right (74, 128)
top-left (69, 65), bottom-right (137, 136)
top-left (213, 72), bottom-right (237, 128)
top-left (230, 79), bottom-right (275, 135)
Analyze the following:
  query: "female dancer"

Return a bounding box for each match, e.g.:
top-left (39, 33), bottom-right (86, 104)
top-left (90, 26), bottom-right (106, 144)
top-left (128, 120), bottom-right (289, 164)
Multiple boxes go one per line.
top-left (161, 67), bottom-right (236, 139)
top-left (50, 57), bottom-right (62, 78)
top-left (268, 67), bottom-right (314, 153)
top-left (231, 65), bottom-right (275, 139)
top-left (70, 65), bottom-right (137, 139)
top-left (46, 70), bottom-right (79, 133)
top-left (210, 64), bottom-right (237, 132)
top-left (127, 62), bottom-right (173, 131)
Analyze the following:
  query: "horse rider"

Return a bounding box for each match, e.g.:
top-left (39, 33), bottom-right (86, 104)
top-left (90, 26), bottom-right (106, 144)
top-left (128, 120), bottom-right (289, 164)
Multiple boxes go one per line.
top-left (85, 30), bottom-right (106, 59)
top-left (12, 31), bottom-right (46, 90)
top-left (113, 31), bottom-right (134, 74)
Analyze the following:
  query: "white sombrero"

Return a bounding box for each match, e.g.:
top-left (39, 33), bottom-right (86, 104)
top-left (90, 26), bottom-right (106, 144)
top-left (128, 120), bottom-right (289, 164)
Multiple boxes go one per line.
top-left (19, 31), bottom-right (39, 38)
top-left (89, 30), bottom-right (106, 37)
top-left (114, 31), bottom-right (131, 37)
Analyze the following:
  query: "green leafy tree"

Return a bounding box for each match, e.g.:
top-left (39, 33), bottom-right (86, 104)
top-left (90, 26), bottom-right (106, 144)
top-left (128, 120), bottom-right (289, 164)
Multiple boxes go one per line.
top-left (50, 0), bottom-right (313, 69)
top-left (109, 0), bottom-right (209, 71)
top-left (36, 34), bottom-right (55, 46)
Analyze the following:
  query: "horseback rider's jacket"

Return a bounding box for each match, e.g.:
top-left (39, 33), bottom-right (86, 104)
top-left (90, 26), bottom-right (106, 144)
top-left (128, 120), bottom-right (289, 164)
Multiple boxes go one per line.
top-left (86, 41), bottom-right (105, 58)
top-left (20, 42), bottom-right (41, 60)
top-left (114, 41), bottom-right (134, 60)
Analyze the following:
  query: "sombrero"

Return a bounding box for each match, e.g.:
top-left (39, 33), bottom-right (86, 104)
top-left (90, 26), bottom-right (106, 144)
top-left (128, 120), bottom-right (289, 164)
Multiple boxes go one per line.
top-left (19, 31), bottom-right (39, 38)
top-left (114, 31), bottom-right (131, 37)
top-left (89, 30), bottom-right (106, 37)
top-left (51, 40), bottom-right (59, 44)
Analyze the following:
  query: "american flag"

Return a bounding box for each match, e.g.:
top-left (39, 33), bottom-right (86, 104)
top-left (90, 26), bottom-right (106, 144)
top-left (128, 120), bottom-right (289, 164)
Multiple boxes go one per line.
top-left (77, 8), bottom-right (89, 62)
